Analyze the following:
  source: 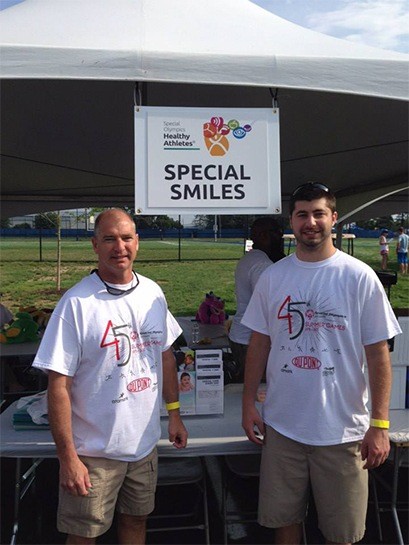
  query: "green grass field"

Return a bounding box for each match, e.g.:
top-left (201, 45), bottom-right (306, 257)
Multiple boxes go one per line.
top-left (0, 236), bottom-right (407, 317)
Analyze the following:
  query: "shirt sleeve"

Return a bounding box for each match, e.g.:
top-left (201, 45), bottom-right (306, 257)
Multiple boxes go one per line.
top-left (359, 272), bottom-right (401, 346)
top-left (162, 309), bottom-right (183, 351)
top-left (32, 304), bottom-right (81, 376)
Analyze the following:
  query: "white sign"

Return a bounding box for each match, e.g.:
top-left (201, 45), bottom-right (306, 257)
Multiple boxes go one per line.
top-left (195, 349), bottom-right (224, 415)
top-left (245, 239), bottom-right (254, 252)
top-left (134, 106), bottom-right (281, 215)
top-left (160, 348), bottom-right (223, 416)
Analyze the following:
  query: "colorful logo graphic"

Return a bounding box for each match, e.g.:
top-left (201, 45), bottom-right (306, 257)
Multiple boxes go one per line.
top-left (203, 116), bottom-right (252, 156)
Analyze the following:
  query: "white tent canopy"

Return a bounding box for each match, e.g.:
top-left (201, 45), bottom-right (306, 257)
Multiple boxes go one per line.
top-left (1, 0), bottom-right (408, 220)
top-left (1, 0), bottom-right (408, 98)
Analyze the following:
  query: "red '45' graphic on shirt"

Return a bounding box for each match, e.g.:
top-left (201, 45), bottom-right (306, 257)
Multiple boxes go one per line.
top-left (100, 320), bottom-right (131, 366)
top-left (277, 296), bottom-right (307, 340)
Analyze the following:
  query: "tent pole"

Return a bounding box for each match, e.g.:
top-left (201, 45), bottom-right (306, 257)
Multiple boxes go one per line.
top-left (178, 215), bottom-right (181, 262)
top-left (335, 222), bottom-right (344, 251)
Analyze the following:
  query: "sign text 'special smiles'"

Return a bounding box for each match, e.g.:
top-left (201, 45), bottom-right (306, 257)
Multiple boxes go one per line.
top-left (165, 163), bottom-right (250, 201)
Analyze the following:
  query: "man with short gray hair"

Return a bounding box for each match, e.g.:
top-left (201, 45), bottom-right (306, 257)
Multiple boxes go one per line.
top-left (33, 208), bottom-right (187, 545)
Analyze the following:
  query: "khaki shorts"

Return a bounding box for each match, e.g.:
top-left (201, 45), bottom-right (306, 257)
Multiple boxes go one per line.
top-left (258, 426), bottom-right (368, 543)
top-left (58, 448), bottom-right (158, 538)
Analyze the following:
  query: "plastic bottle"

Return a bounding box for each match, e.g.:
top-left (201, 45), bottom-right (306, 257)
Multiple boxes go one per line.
top-left (192, 321), bottom-right (200, 344)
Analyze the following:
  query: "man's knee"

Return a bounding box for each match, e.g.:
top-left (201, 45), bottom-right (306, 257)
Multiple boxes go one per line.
top-left (119, 512), bottom-right (147, 528)
top-left (66, 535), bottom-right (96, 545)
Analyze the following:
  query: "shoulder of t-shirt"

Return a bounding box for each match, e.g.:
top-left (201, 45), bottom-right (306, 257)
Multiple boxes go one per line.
top-left (254, 254), bottom-right (291, 283)
top-left (334, 249), bottom-right (373, 270)
top-left (334, 251), bottom-right (383, 287)
top-left (236, 249), bottom-right (270, 268)
top-left (135, 272), bottom-right (165, 294)
top-left (242, 248), bottom-right (269, 261)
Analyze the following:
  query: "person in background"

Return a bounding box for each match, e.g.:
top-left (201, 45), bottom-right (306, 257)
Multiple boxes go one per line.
top-left (242, 183), bottom-right (401, 545)
top-left (228, 217), bottom-right (285, 382)
top-left (32, 209), bottom-right (187, 545)
top-left (379, 229), bottom-right (390, 270)
top-left (396, 226), bottom-right (409, 275)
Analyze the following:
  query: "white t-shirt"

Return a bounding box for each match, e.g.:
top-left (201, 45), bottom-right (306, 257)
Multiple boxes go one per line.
top-left (398, 232), bottom-right (409, 253)
top-left (229, 249), bottom-right (273, 345)
top-left (242, 250), bottom-right (401, 446)
top-left (33, 272), bottom-right (182, 461)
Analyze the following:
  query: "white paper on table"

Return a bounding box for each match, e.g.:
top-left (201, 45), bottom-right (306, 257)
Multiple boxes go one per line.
top-left (195, 371), bottom-right (224, 414)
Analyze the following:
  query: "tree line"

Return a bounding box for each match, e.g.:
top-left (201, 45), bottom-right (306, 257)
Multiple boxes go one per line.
top-left (2, 210), bottom-right (408, 232)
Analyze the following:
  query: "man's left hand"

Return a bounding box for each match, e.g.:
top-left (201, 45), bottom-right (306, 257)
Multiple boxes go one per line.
top-left (168, 412), bottom-right (188, 449)
top-left (361, 427), bottom-right (390, 469)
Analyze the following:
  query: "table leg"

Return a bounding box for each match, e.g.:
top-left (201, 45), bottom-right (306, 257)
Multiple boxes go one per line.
top-left (390, 445), bottom-right (404, 545)
top-left (10, 458), bottom-right (44, 545)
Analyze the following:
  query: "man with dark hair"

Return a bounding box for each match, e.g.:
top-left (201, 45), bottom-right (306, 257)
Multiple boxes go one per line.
top-left (396, 226), bottom-right (409, 274)
top-left (242, 183), bottom-right (401, 544)
top-left (229, 216), bottom-right (285, 381)
top-left (33, 209), bottom-right (187, 545)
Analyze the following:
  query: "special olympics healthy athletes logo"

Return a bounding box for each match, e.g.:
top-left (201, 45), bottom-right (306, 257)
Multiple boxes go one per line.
top-left (203, 116), bottom-right (252, 156)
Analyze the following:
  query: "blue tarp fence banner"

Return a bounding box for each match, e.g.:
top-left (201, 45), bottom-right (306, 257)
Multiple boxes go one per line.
top-left (0, 227), bottom-right (397, 239)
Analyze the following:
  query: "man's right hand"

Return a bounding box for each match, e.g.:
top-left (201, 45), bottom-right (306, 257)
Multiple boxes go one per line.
top-left (59, 456), bottom-right (92, 496)
top-left (242, 404), bottom-right (265, 445)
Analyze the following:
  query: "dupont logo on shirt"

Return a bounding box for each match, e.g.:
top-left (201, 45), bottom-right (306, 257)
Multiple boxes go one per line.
top-left (291, 356), bottom-right (321, 370)
top-left (127, 377), bottom-right (152, 393)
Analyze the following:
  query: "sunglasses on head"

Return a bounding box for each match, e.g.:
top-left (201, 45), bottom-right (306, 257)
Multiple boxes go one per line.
top-left (91, 269), bottom-right (139, 296)
top-left (291, 182), bottom-right (330, 197)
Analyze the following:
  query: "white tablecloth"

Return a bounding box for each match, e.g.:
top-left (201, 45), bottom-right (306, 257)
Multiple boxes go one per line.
top-left (0, 341), bottom-right (40, 358)
top-left (0, 384), bottom-right (258, 459)
top-left (1, 384), bottom-right (407, 459)
top-left (388, 409), bottom-right (409, 445)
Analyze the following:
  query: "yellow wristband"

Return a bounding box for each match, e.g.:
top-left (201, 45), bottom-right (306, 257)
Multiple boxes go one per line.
top-left (166, 401), bottom-right (180, 411)
top-left (370, 418), bottom-right (390, 429)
